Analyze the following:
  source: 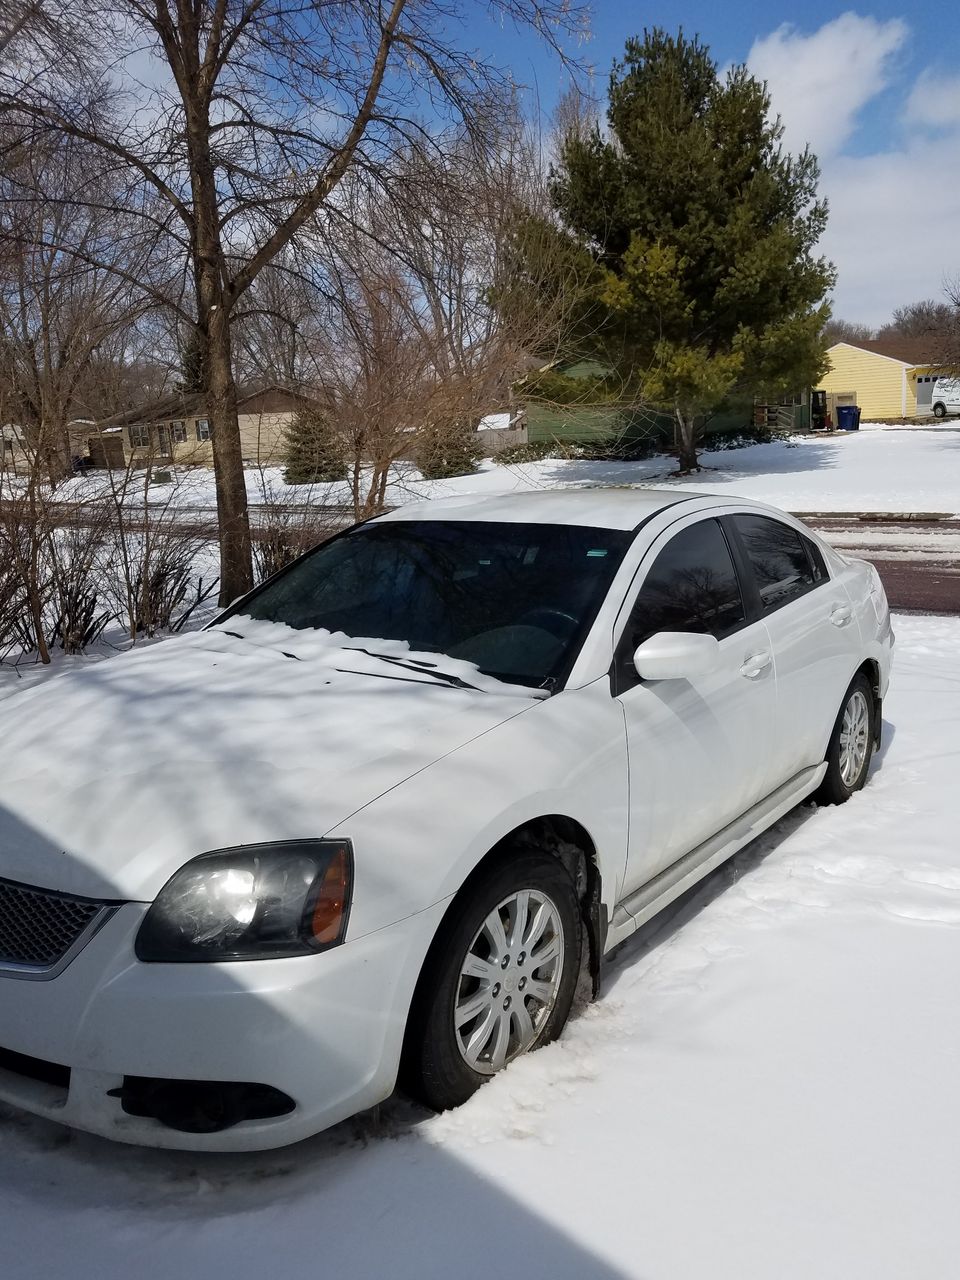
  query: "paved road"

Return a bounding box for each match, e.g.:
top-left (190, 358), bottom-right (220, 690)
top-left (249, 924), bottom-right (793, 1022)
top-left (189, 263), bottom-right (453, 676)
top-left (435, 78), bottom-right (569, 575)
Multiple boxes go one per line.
top-left (805, 516), bottom-right (960, 615)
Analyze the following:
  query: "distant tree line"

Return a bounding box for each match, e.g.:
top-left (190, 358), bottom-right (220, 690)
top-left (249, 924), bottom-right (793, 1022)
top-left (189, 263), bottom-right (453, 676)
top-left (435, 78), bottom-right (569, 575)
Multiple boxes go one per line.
top-left (825, 297), bottom-right (960, 347)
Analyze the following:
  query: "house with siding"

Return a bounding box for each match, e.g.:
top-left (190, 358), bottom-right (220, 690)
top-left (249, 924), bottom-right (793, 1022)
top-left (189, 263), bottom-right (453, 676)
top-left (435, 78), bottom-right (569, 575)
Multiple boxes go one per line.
top-left (521, 358), bottom-right (807, 445)
top-left (816, 339), bottom-right (945, 420)
top-left (84, 386), bottom-right (315, 469)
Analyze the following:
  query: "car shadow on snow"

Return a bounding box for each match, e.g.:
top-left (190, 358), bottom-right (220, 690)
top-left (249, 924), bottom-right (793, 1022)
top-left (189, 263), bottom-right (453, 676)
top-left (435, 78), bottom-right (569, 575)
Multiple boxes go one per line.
top-left (0, 1101), bottom-right (636, 1280)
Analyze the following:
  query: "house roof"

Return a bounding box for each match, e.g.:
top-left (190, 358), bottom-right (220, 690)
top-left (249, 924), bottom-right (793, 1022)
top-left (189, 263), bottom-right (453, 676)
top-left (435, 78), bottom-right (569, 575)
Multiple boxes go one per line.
top-left (99, 392), bottom-right (207, 430)
top-left (831, 338), bottom-right (944, 367)
top-left (98, 384), bottom-right (315, 430)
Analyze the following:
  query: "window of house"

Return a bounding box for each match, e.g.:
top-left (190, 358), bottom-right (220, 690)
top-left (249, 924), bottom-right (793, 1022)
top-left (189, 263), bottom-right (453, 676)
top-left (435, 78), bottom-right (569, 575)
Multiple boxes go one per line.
top-left (170, 420), bottom-right (187, 443)
top-left (733, 515), bottom-right (818, 610)
top-left (129, 425), bottom-right (151, 448)
top-left (195, 418), bottom-right (211, 441)
top-left (628, 519), bottom-right (746, 647)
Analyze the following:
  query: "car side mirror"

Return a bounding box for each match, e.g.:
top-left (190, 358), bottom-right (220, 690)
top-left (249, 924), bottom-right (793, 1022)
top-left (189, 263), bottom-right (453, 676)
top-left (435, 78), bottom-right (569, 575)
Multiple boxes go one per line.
top-left (633, 631), bottom-right (721, 682)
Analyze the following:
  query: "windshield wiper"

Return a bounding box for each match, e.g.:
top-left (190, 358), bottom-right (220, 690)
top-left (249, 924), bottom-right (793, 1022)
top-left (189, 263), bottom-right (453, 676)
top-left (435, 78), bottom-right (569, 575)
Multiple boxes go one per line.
top-left (341, 646), bottom-right (484, 691)
top-left (213, 627), bottom-right (300, 660)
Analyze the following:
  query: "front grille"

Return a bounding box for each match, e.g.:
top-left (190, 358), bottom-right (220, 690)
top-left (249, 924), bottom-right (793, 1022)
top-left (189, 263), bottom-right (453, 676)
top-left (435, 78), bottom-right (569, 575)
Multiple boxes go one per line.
top-left (0, 876), bottom-right (106, 970)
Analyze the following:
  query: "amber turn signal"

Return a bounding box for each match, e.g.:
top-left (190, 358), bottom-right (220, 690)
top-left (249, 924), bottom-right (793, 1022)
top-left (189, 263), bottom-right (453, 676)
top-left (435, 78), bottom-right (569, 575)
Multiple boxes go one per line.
top-left (311, 844), bottom-right (352, 945)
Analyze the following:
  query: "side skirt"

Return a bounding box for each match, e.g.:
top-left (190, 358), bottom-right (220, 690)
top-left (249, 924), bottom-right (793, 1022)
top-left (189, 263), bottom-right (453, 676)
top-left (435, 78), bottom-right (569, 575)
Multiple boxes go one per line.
top-left (605, 762), bottom-right (828, 952)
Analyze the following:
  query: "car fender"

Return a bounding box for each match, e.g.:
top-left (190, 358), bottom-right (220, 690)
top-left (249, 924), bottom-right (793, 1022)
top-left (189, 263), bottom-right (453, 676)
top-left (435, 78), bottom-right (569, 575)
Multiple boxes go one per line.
top-left (326, 676), bottom-right (629, 943)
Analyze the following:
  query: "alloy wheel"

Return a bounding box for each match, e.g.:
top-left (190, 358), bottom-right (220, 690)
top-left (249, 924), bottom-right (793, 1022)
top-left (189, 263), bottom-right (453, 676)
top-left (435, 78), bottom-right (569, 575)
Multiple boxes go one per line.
top-left (838, 688), bottom-right (870, 787)
top-left (453, 889), bottom-right (564, 1075)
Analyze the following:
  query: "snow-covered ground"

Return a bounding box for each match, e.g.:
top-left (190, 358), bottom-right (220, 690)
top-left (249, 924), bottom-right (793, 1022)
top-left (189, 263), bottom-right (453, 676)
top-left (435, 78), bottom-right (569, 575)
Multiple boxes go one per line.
top-left (33, 424), bottom-right (960, 516)
top-left (2, 612), bottom-right (959, 1279)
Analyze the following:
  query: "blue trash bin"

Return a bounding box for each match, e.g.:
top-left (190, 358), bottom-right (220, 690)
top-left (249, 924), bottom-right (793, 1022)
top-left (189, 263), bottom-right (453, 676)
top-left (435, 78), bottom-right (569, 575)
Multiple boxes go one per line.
top-left (837, 405), bottom-right (861, 431)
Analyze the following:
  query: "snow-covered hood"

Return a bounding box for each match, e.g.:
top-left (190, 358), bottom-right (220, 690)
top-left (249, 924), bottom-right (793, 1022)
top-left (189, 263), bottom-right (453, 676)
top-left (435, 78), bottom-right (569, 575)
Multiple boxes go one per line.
top-left (0, 622), bottom-right (539, 901)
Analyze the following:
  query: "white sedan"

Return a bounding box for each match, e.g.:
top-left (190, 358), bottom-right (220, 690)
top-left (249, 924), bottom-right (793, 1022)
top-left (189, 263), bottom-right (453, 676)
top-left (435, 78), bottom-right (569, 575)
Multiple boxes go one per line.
top-left (0, 489), bottom-right (892, 1149)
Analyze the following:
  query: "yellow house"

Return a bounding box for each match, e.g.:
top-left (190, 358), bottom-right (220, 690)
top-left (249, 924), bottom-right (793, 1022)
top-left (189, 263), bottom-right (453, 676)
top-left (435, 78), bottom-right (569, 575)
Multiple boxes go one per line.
top-left (817, 339), bottom-right (944, 421)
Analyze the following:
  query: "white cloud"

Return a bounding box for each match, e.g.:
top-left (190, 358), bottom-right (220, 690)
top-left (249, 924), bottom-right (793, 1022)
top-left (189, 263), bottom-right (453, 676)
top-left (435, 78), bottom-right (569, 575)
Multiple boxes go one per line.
top-left (905, 69), bottom-right (960, 128)
top-left (747, 13), bottom-right (908, 160)
top-left (744, 14), bottom-right (960, 325)
top-left (818, 133), bottom-right (960, 324)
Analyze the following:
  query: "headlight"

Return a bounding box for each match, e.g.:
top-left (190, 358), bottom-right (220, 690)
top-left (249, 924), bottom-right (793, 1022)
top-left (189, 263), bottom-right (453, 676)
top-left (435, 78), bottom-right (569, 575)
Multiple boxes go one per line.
top-left (135, 840), bottom-right (353, 962)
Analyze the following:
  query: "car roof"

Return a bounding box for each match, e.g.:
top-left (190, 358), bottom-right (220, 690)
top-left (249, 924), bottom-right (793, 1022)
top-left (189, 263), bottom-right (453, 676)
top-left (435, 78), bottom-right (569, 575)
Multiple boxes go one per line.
top-left (376, 486), bottom-right (729, 532)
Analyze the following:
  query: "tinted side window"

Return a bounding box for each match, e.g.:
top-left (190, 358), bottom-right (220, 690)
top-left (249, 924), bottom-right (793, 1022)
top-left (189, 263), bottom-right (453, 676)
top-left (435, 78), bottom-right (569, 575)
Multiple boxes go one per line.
top-left (630, 519), bottom-right (745, 645)
top-left (734, 515), bottom-right (817, 610)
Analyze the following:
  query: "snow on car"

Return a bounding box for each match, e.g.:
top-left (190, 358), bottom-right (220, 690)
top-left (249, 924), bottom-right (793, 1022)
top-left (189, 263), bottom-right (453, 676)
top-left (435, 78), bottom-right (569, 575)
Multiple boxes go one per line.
top-left (0, 488), bottom-right (892, 1150)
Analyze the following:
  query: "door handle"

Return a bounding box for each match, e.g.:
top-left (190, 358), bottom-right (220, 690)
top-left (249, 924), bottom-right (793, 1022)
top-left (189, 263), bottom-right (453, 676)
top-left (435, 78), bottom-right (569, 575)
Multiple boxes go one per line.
top-left (740, 650), bottom-right (773, 679)
top-left (830, 605), bottom-right (853, 627)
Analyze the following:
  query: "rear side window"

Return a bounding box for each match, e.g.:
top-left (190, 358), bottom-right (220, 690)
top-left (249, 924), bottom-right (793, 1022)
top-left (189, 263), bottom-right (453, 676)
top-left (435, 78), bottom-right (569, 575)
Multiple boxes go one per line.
top-left (734, 515), bottom-right (818, 610)
top-left (801, 534), bottom-right (827, 581)
top-left (629, 519), bottom-right (746, 645)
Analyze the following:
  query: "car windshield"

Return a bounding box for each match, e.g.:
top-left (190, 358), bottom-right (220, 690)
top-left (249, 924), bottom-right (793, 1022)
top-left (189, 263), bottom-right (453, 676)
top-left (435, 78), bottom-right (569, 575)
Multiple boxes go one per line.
top-left (232, 519), bottom-right (632, 689)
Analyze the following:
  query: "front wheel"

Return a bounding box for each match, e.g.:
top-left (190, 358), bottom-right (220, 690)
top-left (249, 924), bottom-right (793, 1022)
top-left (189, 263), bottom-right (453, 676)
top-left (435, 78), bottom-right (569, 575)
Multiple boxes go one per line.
top-left (816, 673), bottom-right (875, 804)
top-left (933, 402), bottom-right (947, 419)
top-left (403, 852), bottom-right (582, 1112)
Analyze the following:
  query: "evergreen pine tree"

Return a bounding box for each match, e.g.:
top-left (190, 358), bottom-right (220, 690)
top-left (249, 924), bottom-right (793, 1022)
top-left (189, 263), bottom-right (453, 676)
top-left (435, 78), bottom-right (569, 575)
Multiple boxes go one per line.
top-left (177, 324), bottom-right (207, 393)
top-left (547, 29), bottom-right (835, 471)
top-left (283, 408), bottom-right (347, 485)
top-left (416, 421), bottom-right (483, 480)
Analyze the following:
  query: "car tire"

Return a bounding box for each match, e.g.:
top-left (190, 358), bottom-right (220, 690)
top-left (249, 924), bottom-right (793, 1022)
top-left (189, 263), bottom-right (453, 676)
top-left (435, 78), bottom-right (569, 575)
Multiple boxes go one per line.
top-left (933, 402), bottom-right (947, 418)
top-left (402, 851), bottom-right (582, 1112)
top-left (815, 672), bottom-right (875, 805)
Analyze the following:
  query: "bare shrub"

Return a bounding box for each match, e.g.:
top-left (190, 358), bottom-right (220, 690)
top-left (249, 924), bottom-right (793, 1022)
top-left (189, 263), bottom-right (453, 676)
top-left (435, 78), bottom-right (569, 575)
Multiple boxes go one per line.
top-left (97, 448), bottom-right (219, 638)
top-left (0, 461), bottom-right (112, 660)
top-left (0, 514), bottom-right (36, 658)
top-left (251, 507), bottom-right (338, 584)
top-left (1, 432), bottom-right (218, 663)
top-left (0, 448), bottom-right (54, 661)
top-left (45, 509), bottom-right (113, 654)
top-left (117, 534), bottom-right (207, 636)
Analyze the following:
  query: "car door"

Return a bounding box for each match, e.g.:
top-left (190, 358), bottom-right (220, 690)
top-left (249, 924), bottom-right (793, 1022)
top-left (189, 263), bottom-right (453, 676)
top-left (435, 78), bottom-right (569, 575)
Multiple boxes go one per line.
top-left (724, 513), bottom-right (864, 787)
top-left (613, 515), bottom-right (777, 897)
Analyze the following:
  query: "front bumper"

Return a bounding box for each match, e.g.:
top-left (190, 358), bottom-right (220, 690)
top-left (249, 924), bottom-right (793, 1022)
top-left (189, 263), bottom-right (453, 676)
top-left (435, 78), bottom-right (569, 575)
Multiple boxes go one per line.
top-left (0, 900), bottom-right (445, 1151)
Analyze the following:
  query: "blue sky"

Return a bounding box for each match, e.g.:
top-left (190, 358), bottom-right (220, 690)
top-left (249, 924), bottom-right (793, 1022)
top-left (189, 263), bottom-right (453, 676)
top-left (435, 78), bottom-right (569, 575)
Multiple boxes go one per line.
top-left (465, 3), bottom-right (960, 326)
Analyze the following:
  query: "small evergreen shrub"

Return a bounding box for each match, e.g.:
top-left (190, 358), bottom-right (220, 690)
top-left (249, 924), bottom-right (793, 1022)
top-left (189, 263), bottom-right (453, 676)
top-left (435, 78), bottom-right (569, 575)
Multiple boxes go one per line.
top-left (284, 408), bottom-right (347, 484)
top-left (416, 423), bottom-right (483, 480)
top-left (492, 439), bottom-right (586, 465)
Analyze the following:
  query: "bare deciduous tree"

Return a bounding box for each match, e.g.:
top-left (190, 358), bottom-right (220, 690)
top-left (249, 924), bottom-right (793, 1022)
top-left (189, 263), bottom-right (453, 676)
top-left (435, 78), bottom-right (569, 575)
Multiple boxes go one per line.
top-left (247, 130), bottom-right (590, 519)
top-left (1, 0), bottom-right (586, 603)
top-left (822, 318), bottom-right (876, 345)
top-left (877, 299), bottom-right (958, 341)
top-left (0, 1), bottom-right (90, 72)
top-left (0, 141), bottom-right (156, 482)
